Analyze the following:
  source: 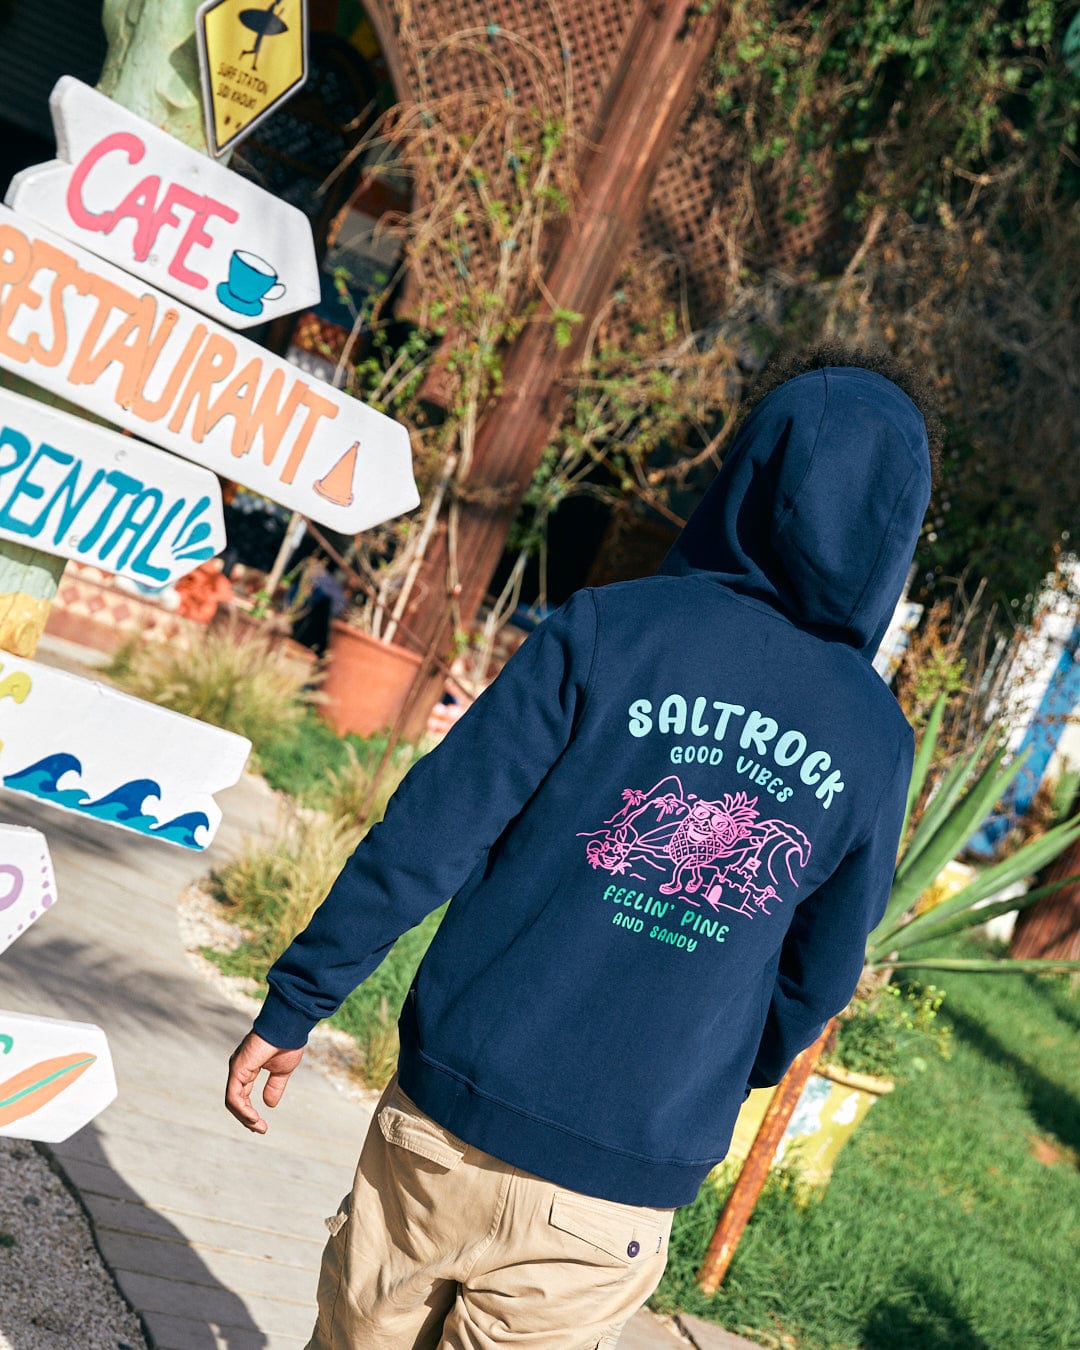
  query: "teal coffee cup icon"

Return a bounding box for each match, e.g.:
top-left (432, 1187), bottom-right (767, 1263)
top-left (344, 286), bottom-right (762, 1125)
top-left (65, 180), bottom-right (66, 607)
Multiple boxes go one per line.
top-left (217, 251), bottom-right (287, 317)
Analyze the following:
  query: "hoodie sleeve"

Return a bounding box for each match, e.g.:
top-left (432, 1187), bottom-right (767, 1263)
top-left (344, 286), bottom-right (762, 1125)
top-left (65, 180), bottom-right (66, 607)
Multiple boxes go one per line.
top-left (252, 589), bottom-right (598, 1049)
top-left (745, 734), bottom-right (912, 1089)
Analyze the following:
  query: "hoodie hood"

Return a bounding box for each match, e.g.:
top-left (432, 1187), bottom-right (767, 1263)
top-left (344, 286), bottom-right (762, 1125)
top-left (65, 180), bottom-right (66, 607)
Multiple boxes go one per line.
top-left (659, 366), bottom-right (931, 656)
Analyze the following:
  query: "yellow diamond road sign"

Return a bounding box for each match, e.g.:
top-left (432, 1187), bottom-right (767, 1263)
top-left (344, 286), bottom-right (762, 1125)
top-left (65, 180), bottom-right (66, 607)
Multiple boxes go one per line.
top-left (196, 0), bottom-right (309, 157)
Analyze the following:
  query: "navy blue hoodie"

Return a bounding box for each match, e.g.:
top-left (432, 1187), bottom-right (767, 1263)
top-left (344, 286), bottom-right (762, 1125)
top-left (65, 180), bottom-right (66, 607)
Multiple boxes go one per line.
top-left (254, 366), bottom-right (931, 1207)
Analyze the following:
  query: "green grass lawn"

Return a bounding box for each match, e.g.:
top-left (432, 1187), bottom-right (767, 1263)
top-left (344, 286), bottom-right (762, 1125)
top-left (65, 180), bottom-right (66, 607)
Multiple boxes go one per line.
top-left (654, 939), bottom-right (1080, 1349)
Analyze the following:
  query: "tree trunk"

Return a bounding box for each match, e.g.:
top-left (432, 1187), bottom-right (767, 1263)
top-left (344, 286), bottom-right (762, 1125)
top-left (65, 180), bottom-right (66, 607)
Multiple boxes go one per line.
top-left (1009, 818), bottom-right (1080, 961)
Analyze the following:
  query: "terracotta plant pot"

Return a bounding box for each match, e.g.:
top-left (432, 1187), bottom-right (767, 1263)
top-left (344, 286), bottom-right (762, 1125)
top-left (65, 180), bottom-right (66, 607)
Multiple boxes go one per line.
top-left (320, 620), bottom-right (423, 738)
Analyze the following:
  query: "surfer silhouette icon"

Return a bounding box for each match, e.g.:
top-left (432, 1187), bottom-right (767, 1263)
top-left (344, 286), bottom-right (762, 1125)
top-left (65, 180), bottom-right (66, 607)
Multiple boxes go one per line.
top-left (239, 1), bottom-right (288, 70)
top-left (217, 249), bottom-right (287, 317)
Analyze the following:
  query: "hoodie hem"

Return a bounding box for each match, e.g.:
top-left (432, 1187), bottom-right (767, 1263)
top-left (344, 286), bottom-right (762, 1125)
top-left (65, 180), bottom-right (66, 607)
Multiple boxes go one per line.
top-left (396, 1012), bottom-right (720, 1208)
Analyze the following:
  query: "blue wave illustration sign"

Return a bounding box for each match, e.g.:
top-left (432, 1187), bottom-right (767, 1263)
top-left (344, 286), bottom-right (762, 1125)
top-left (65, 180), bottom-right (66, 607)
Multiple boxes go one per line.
top-left (0, 654), bottom-right (250, 851)
top-left (3, 758), bottom-right (210, 848)
top-left (0, 386), bottom-right (225, 587)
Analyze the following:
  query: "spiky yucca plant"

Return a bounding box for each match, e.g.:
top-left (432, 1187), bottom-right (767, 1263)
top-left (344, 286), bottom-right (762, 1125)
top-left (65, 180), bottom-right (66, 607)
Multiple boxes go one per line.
top-left (865, 696), bottom-right (1080, 975)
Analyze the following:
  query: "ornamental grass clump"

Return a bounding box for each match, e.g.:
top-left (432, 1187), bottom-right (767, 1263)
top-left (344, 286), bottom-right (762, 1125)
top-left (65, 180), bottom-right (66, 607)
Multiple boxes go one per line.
top-left (322, 740), bottom-right (417, 829)
top-left (106, 617), bottom-right (317, 753)
top-left (209, 812), bottom-right (363, 968)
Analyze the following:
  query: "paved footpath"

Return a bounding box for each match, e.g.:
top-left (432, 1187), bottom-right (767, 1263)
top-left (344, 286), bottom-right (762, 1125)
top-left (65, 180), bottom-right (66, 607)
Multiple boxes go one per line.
top-left (1, 642), bottom-right (755, 1350)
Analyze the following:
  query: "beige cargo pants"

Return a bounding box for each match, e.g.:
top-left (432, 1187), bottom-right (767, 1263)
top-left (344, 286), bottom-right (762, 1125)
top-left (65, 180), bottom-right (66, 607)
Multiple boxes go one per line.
top-left (306, 1077), bottom-right (674, 1349)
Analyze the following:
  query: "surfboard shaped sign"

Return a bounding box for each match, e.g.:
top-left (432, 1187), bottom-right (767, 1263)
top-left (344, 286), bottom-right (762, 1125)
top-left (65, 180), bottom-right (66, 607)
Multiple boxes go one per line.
top-left (0, 207), bottom-right (418, 533)
top-left (0, 387), bottom-right (225, 585)
top-left (0, 653), bottom-right (250, 851)
top-left (0, 824), bottom-right (56, 957)
top-left (0, 1010), bottom-right (116, 1142)
top-left (6, 77), bottom-right (319, 329)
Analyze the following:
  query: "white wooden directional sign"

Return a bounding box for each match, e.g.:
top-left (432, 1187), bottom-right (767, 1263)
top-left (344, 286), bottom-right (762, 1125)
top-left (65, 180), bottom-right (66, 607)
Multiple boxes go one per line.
top-left (0, 653), bottom-right (250, 851)
top-left (6, 77), bottom-right (319, 330)
top-left (0, 387), bottom-right (225, 585)
top-left (0, 1010), bottom-right (116, 1143)
top-left (0, 824), bottom-right (56, 956)
top-left (0, 207), bottom-right (418, 532)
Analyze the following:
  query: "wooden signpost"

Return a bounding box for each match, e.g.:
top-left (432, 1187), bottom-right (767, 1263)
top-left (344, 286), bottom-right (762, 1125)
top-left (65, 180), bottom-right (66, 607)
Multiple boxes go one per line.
top-left (0, 53), bottom-right (411, 1149)
top-left (0, 824), bottom-right (56, 956)
top-left (0, 206), bottom-right (418, 533)
top-left (0, 386), bottom-right (226, 586)
top-left (0, 652), bottom-right (250, 850)
top-left (0, 1009), bottom-right (116, 1143)
top-left (6, 77), bottom-right (320, 329)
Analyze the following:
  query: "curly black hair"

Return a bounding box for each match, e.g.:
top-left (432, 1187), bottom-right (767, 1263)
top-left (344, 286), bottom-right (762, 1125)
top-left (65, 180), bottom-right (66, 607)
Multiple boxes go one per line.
top-left (743, 340), bottom-right (944, 486)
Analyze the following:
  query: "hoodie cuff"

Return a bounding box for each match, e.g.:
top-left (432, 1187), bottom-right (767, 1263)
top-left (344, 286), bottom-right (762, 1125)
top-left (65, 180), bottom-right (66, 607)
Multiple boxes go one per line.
top-left (252, 991), bottom-right (318, 1050)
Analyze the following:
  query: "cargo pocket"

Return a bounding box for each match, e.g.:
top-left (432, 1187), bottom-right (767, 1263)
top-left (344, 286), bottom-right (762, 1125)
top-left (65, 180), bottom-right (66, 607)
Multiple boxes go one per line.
top-left (377, 1083), bottom-right (468, 1169)
top-left (310, 1193), bottom-right (352, 1347)
top-left (549, 1192), bottom-right (670, 1270)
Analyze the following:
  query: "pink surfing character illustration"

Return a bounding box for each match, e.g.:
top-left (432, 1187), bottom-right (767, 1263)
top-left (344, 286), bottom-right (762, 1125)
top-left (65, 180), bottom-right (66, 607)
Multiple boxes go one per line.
top-left (579, 777), bottom-right (811, 919)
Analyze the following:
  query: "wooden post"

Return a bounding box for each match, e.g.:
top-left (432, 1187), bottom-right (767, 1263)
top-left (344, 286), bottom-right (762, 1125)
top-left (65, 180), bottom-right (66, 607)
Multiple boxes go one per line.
top-left (0, 547), bottom-right (65, 659)
top-left (393, 2), bottom-right (724, 737)
top-left (697, 1020), bottom-right (836, 1297)
top-left (0, 0), bottom-right (210, 658)
top-left (1009, 797), bottom-right (1080, 960)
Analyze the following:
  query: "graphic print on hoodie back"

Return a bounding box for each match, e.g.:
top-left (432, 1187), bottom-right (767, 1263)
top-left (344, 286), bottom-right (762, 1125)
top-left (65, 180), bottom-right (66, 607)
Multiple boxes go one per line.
top-left (254, 367), bottom-right (932, 1207)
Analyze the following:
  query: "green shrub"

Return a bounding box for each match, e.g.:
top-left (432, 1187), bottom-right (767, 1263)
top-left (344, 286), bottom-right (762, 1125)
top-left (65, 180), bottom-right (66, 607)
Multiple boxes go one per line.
top-left (826, 981), bottom-right (951, 1080)
top-left (330, 906), bottom-right (446, 1089)
top-left (251, 712), bottom-right (423, 812)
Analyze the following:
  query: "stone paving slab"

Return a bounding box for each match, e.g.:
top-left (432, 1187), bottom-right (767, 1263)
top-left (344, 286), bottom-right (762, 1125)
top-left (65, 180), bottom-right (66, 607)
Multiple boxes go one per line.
top-left (676, 1312), bottom-right (763, 1348)
top-left (116, 1268), bottom-right (316, 1338)
top-left (85, 1227), bottom-right (315, 1290)
top-left (57, 1114), bottom-right (355, 1201)
top-left (76, 1192), bottom-right (327, 1264)
top-left (617, 1312), bottom-right (693, 1347)
top-left (125, 1083), bottom-right (367, 1162)
top-left (143, 1309), bottom-right (299, 1350)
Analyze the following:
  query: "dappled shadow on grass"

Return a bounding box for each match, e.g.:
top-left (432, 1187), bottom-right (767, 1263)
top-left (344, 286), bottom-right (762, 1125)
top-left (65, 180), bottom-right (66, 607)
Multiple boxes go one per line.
top-left (943, 1003), bottom-right (1080, 1158)
top-left (861, 1272), bottom-right (990, 1350)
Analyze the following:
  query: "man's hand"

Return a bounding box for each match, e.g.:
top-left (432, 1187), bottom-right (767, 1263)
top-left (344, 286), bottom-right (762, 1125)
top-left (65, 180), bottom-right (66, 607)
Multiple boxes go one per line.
top-left (226, 1031), bottom-right (305, 1134)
